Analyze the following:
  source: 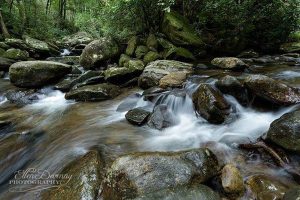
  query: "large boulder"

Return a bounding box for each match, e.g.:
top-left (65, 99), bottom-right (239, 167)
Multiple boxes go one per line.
top-left (65, 83), bottom-right (121, 102)
top-left (0, 57), bottom-right (15, 71)
top-left (79, 38), bottom-right (119, 69)
top-left (148, 104), bottom-right (178, 130)
top-left (101, 148), bottom-right (219, 200)
top-left (159, 71), bottom-right (189, 89)
top-left (138, 60), bottom-right (193, 89)
top-left (104, 59), bottom-right (145, 84)
top-left (211, 57), bottom-right (247, 70)
top-left (244, 75), bottom-right (300, 105)
top-left (143, 51), bottom-right (160, 64)
top-left (125, 108), bottom-right (151, 126)
top-left (42, 150), bottom-right (102, 200)
top-left (192, 84), bottom-right (231, 124)
top-left (135, 45), bottom-right (149, 59)
top-left (60, 32), bottom-right (93, 48)
top-left (23, 35), bottom-right (60, 56)
top-left (9, 61), bottom-right (72, 88)
top-left (266, 109), bottom-right (300, 154)
top-left (162, 11), bottom-right (204, 47)
top-left (3, 48), bottom-right (29, 60)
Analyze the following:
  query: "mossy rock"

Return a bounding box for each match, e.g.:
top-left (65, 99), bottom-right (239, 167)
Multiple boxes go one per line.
top-left (135, 45), bottom-right (149, 59)
top-left (163, 47), bottom-right (195, 61)
top-left (143, 51), bottom-right (160, 64)
top-left (126, 36), bottom-right (139, 56)
top-left (3, 48), bottom-right (29, 60)
top-left (0, 48), bottom-right (5, 56)
top-left (162, 11), bottom-right (204, 47)
top-left (280, 42), bottom-right (300, 53)
top-left (146, 34), bottom-right (158, 51)
top-left (288, 31), bottom-right (300, 42)
top-left (119, 54), bottom-right (131, 67)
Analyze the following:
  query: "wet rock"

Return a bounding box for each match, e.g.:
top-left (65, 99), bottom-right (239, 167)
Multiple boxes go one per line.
top-left (101, 148), bottom-right (219, 200)
top-left (79, 38), bottom-right (119, 69)
top-left (244, 74), bottom-right (300, 105)
top-left (126, 36), bottom-right (139, 56)
top-left (60, 31), bottom-right (93, 48)
top-left (146, 34), bottom-right (158, 51)
top-left (221, 164), bottom-right (244, 196)
top-left (159, 71), bottom-right (189, 89)
top-left (5, 89), bottom-right (39, 105)
top-left (42, 150), bottom-right (102, 200)
top-left (46, 56), bottom-right (80, 65)
top-left (70, 70), bottom-right (103, 89)
top-left (54, 78), bottom-right (76, 92)
top-left (75, 76), bottom-right (105, 89)
top-left (135, 45), bottom-right (149, 59)
top-left (266, 109), bottom-right (300, 154)
top-left (148, 104), bottom-right (178, 130)
top-left (105, 59), bottom-right (145, 84)
top-left (216, 75), bottom-right (248, 105)
top-left (0, 57), bottom-right (15, 71)
top-left (246, 175), bottom-right (289, 200)
top-left (138, 60), bottom-right (193, 89)
top-left (283, 187), bottom-right (300, 200)
top-left (3, 48), bottom-right (29, 60)
top-left (117, 93), bottom-right (142, 112)
top-left (143, 51), bottom-right (160, 64)
top-left (65, 83), bottom-right (121, 101)
top-left (0, 120), bottom-right (12, 129)
top-left (135, 185), bottom-right (220, 200)
top-left (237, 50), bottom-right (259, 58)
top-left (280, 42), bottom-right (300, 53)
top-left (211, 57), bottom-right (247, 71)
top-left (142, 87), bottom-right (167, 101)
top-left (118, 54), bottom-right (131, 67)
top-left (162, 11), bottom-right (203, 47)
top-left (126, 108), bottom-right (151, 126)
top-left (9, 61), bottom-right (72, 88)
top-left (192, 84), bottom-right (231, 124)
top-left (71, 66), bottom-right (83, 74)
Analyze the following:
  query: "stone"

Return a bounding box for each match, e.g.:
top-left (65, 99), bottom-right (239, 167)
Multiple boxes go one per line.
top-left (0, 57), bottom-right (15, 71)
top-left (143, 51), bottom-right (160, 64)
top-left (46, 56), bottom-right (80, 65)
top-left (221, 164), bottom-right (244, 196)
top-left (237, 50), bottom-right (259, 58)
top-left (125, 108), bottom-right (151, 126)
top-left (138, 60), bottom-right (193, 89)
top-left (5, 89), bottom-right (39, 105)
top-left (3, 48), bottom-right (29, 60)
top-left (159, 71), bottom-right (189, 89)
top-left (24, 35), bottom-right (59, 56)
top-left (9, 61), bottom-right (71, 88)
top-left (79, 38), bottom-right (119, 69)
top-left (148, 104), bottom-right (178, 130)
top-left (280, 42), bottom-right (300, 53)
top-left (211, 57), bottom-right (247, 70)
top-left (119, 54), bottom-right (131, 67)
top-left (244, 75), bottom-right (300, 105)
top-left (283, 187), bottom-right (300, 200)
top-left (135, 45), bottom-right (149, 59)
top-left (60, 32), bottom-right (93, 47)
top-left (146, 34), bottom-right (158, 50)
top-left (192, 84), bottom-right (231, 124)
top-left (101, 148), bottom-right (219, 200)
top-left (65, 83), bottom-right (121, 102)
top-left (126, 36), bottom-right (138, 56)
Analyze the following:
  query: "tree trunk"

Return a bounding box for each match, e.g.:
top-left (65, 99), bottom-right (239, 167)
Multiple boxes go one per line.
top-left (0, 10), bottom-right (10, 38)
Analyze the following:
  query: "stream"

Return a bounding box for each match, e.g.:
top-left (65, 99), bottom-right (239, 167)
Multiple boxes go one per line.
top-left (0, 57), bottom-right (300, 199)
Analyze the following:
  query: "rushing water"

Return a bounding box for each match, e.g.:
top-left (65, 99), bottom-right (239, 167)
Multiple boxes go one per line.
top-left (0, 59), bottom-right (300, 199)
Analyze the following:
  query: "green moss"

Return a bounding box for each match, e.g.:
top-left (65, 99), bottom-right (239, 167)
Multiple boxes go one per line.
top-left (143, 51), bottom-right (160, 64)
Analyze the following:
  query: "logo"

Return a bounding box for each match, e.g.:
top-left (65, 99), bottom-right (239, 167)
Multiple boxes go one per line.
top-left (9, 168), bottom-right (72, 192)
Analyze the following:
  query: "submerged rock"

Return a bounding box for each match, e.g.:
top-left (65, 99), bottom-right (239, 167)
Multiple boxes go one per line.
top-left (266, 109), bottom-right (300, 154)
top-left (42, 150), bottom-right (102, 200)
top-left (148, 104), bottom-right (178, 130)
top-left (79, 38), bottom-right (119, 69)
top-left (5, 89), bottom-right (39, 105)
top-left (162, 11), bottom-right (203, 47)
top-left (101, 148), bottom-right (219, 200)
top-left (9, 61), bottom-right (71, 88)
top-left (192, 84), bottom-right (231, 124)
top-left (125, 108), bottom-right (151, 126)
top-left (244, 74), bottom-right (300, 105)
top-left (138, 60), bottom-right (193, 89)
top-left (65, 83), bottom-right (121, 102)
top-left (211, 57), bottom-right (247, 70)
top-left (159, 71), bottom-right (189, 89)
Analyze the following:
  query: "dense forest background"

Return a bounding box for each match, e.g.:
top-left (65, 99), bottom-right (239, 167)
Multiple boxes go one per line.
top-left (0, 0), bottom-right (299, 53)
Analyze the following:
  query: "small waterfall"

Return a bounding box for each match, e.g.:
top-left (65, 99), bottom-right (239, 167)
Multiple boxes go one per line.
top-left (60, 49), bottom-right (71, 56)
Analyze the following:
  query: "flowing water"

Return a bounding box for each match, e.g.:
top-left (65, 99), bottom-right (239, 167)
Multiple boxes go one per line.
top-left (0, 58), bottom-right (300, 199)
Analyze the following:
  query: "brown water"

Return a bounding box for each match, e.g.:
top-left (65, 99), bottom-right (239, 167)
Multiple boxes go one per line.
top-left (0, 58), bottom-right (300, 199)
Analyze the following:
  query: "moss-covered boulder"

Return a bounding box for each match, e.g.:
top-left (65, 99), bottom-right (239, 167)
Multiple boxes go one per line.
top-left (0, 48), bottom-right (5, 56)
top-left (280, 42), bottom-right (300, 53)
top-left (138, 60), bottom-right (193, 89)
top-left (24, 35), bottom-right (60, 56)
top-left (126, 36), bottom-right (139, 56)
top-left (101, 148), bottom-right (219, 200)
top-left (266, 109), bottom-right (300, 154)
top-left (135, 45), bottom-right (149, 59)
top-left (162, 11), bottom-right (204, 47)
top-left (211, 57), bottom-right (247, 70)
top-left (143, 51), bottom-right (160, 64)
top-left (3, 48), bottom-right (29, 60)
top-left (244, 75), bottom-right (300, 105)
top-left (65, 83), bottom-right (121, 101)
top-left (0, 57), bottom-right (15, 71)
top-left (5, 38), bottom-right (29, 50)
top-left (79, 38), bottom-right (119, 69)
top-left (192, 84), bottom-right (231, 124)
top-left (60, 31), bottom-right (93, 47)
top-left (105, 59), bottom-right (144, 84)
top-left (42, 150), bottom-right (102, 200)
top-left (146, 34), bottom-right (158, 51)
top-left (163, 47), bottom-right (195, 61)
top-left (0, 42), bottom-right (9, 50)
top-left (9, 61), bottom-right (71, 88)
top-left (119, 54), bottom-right (131, 67)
